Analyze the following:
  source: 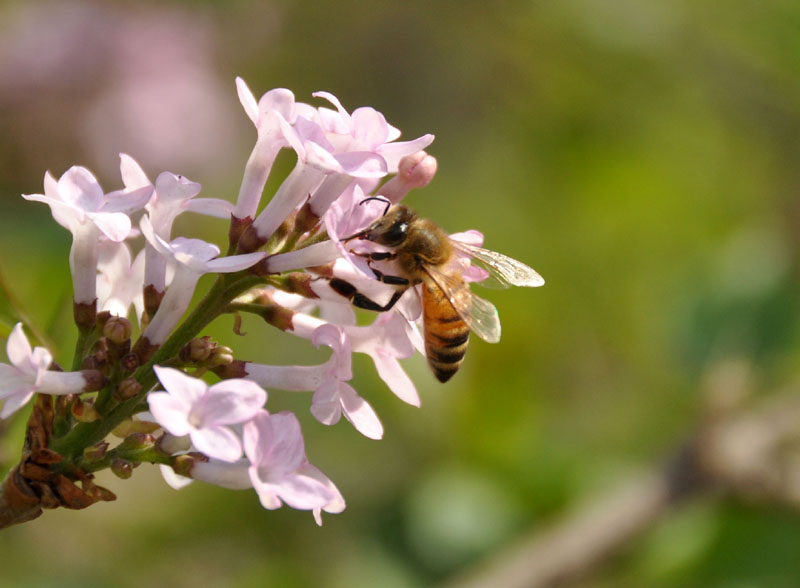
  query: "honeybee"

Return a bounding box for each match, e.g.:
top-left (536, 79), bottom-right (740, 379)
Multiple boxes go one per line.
top-left (333, 202), bottom-right (544, 382)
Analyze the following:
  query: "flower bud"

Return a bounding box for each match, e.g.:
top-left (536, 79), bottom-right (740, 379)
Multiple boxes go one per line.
top-left (209, 345), bottom-right (234, 367)
top-left (84, 347), bottom-right (108, 371)
top-left (117, 432), bottom-right (156, 452)
top-left (81, 478), bottom-right (116, 502)
top-left (180, 337), bottom-right (216, 363)
top-left (103, 316), bottom-right (132, 344)
top-left (120, 352), bottom-right (139, 373)
top-left (72, 399), bottom-right (100, 423)
top-left (111, 459), bottom-right (133, 479)
top-left (83, 441), bottom-right (109, 462)
top-left (171, 452), bottom-right (208, 478)
top-left (380, 151), bottom-right (438, 203)
top-left (115, 377), bottom-right (142, 401)
top-left (112, 417), bottom-right (161, 438)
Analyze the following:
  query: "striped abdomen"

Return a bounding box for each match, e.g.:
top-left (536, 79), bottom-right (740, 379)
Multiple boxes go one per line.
top-left (422, 282), bottom-right (470, 382)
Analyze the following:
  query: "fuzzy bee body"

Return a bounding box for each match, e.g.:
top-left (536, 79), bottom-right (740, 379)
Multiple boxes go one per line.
top-left (340, 203), bottom-right (544, 382)
top-left (421, 280), bottom-right (471, 382)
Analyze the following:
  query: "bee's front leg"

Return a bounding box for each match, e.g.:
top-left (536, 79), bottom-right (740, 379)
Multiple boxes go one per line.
top-left (350, 251), bottom-right (408, 286)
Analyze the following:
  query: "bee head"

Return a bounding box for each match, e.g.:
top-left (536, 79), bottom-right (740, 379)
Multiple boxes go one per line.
top-left (343, 204), bottom-right (416, 246)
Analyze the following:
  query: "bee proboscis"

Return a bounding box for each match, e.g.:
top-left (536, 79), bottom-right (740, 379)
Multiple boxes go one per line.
top-left (334, 203), bottom-right (544, 382)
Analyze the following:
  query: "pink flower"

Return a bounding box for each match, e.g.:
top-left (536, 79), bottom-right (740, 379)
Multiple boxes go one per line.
top-left (377, 150), bottom-right (438, 204)
top-left (260, 240), bottom-right (341, 274)
top-left (0, 323), bottom-right (97, 417)
top-left (120, 154), bottom-right (233, 294)
top-left (148, 366), bottom-right (267, 462)
top-left (22, 164), bottom-right (152, 304)
top-left (96, 240), bottom-right (146, 319)
top-left (290, 310), bottom-right (422, 407)
top-left (312, 91), bottom-right (435, 174)
top-left (139, 215), bottom-right (266, 345)
top-left (309, 325), bottom-right (383, 439)
top-left (243, 87), bottom-right (422, 246)
top-left (243, 410), bottom-right (338, 511)
top-left (244, 324), bottom-right (383, 440)
top-left (234, 79), bottom-right (305, 221)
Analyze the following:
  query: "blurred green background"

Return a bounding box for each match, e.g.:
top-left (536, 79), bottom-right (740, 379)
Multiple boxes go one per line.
top-left (2, 0), bottom-right (800, 586)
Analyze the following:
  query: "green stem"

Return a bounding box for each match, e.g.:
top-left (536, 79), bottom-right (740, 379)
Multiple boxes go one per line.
top-left (50, 272), bottom-right (267, 459)
top-left (71, 327), bottom-right (95, 372)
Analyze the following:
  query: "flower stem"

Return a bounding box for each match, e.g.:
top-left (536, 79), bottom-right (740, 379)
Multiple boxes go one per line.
top-left (49, 271), bottom-right (267, 460)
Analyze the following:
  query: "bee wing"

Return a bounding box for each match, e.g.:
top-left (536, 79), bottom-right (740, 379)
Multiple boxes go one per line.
top-left (451, 240), bottom-right (545, 288)
top-left (421, 265), bottom-right (502, 343)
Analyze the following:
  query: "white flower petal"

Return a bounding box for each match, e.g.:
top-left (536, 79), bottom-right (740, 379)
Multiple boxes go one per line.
top-left (119, 153), bottom-right (151, 190)
top-left (340, 383), bottom-right (383, 440)
top-left (160, 464), bottom-right (195, 490)
top-left (204, 251), bottom-right (266, 273)
top-left (6, 323), bottom-right (33, 369)
top-left (153, 366), bottom-right (206, 405)
top-left (236, 77), bottom-right (260, 126)
top-left (201, 379), bottom-right (267, 426)
top-left (191, 426), bottom-right (243, 463)
top-left (87, 211), bottom-right (132, 242)
top-left (184, 198), bottom-right (234, 219)
top-left (147, 392), bottom-right (192, 437)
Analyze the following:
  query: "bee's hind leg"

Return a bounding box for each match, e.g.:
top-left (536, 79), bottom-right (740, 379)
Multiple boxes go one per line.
top-left (328, 278), bottom-right (406, 312)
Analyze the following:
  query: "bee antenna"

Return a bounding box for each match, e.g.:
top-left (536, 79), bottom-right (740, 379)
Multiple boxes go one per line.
top-left (359, 196), bottom-right (391, 216)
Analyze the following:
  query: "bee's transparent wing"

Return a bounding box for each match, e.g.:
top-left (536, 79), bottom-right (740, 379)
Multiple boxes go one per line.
top-left (451, 240), bottom-right (545, 288)
top-left (421, 265), bottom-right (502, 343)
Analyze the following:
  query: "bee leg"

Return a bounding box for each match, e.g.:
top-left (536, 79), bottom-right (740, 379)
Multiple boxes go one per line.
top-left (352, 251), bottom-right (397, 262)
top-left (350, 251), bottom-right (408, 285)
top-left (367, 266), bottom-right (409, 286)
top-left (329, 278), bottom-right (406, 312)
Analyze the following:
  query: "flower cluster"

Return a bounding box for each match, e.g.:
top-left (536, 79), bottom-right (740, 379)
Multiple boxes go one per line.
top-left (2, 78), bottom-right (443, 523)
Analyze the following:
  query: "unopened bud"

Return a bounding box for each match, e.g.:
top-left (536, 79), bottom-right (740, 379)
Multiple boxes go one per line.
top-left (180, 337), bottom-right (216, 363)
top-left (94, 350), bottom-right (110, 373)
top-left (171, 452), bottom-right (207, 478)
top-left (72, 399), bottom-right (100, 422)
top-left (82, 479), bottom-right (116, 502)
top-left (103, 316), bottom-right (132, 345)
top-left (111, 459), bottom-right (133, 479)
top-left (380, 150), bottom-right (438, 203)
top-left (115, 377), bottom-right (142, 401)
top-left (117, 432), bottom-right (156, 451)
top-left (209, 345), bottom-right (234, 367)
top-left (112, 418), bottom-right (161, 438)
top-left (120, 352), bottom-right (139, 373)
top-left (83, 441), bottom-right (109, 462)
